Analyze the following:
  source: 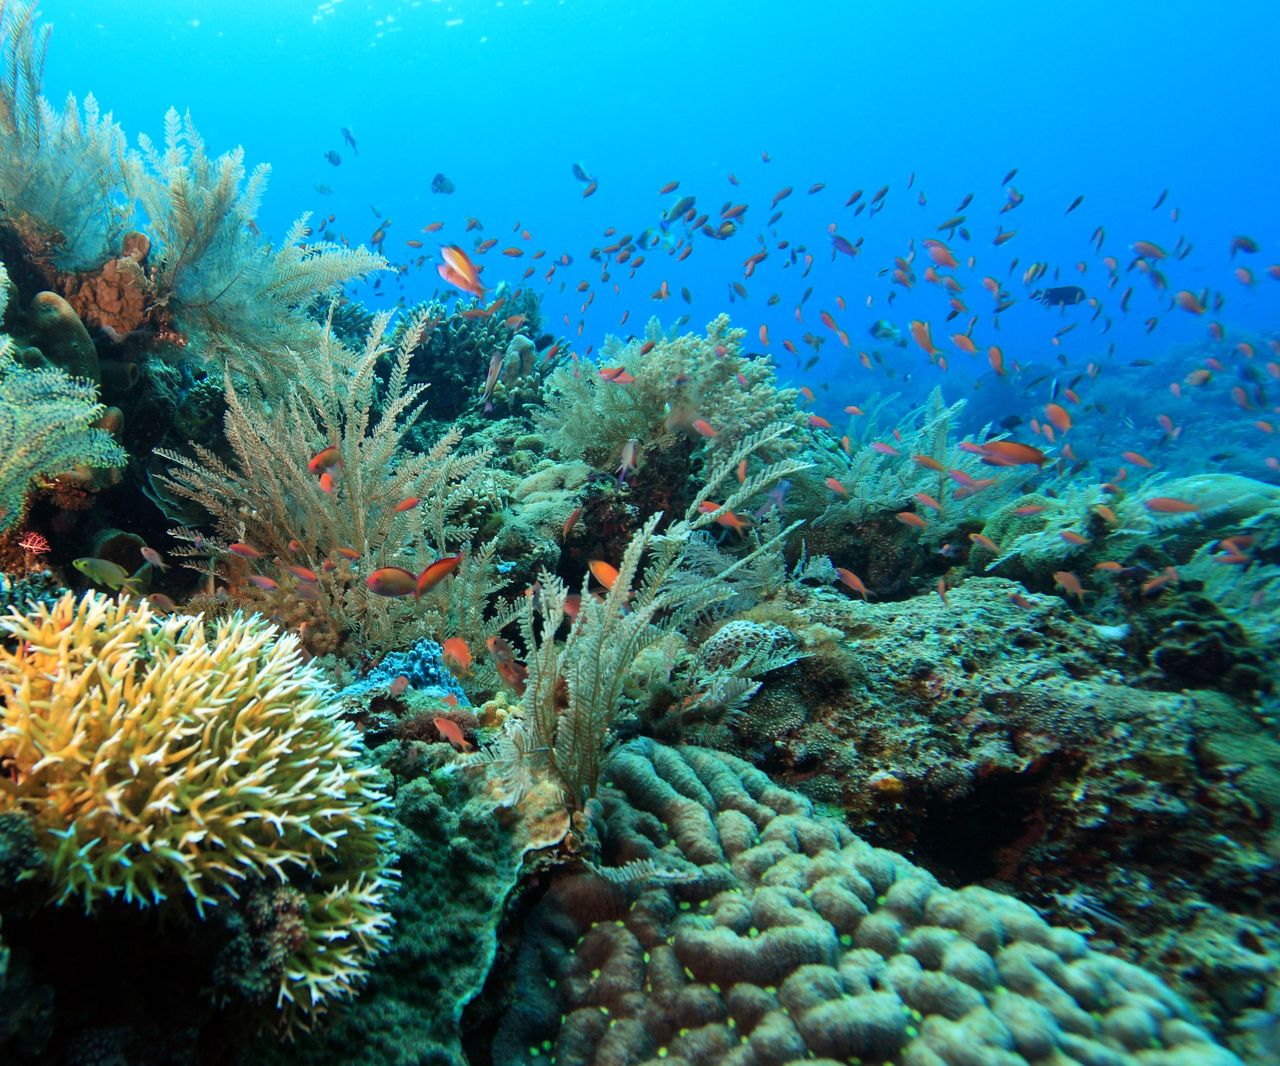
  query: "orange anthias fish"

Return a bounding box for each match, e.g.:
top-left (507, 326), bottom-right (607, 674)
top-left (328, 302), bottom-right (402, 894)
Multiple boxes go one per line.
top-left (442, 637), bottom-right (473, 675)
top-left (365, 555), bottom-right (463, 600)
top-left (308, 445), bottom-right (341, 475)
top-left (365, 566), bottom-right (418, 598)
top-left (836, 568), bottom-right (871, 600)
top-left (417, 554), bottom-right (464, 597)
top-left (978, 440), bottom-right (1048, 467)
top-left (438, 245), bottom-right (486, 298)
top-left (589, 559), bottom-right (620, 590)
top-left (908, 320), bottom-right (938, 356)
top-left (432, 716), bottom-right (473, 752)
top-left (1053, 570), bottom-right (1087, 603)
top-left (486, 636), bottom-right (528, 695)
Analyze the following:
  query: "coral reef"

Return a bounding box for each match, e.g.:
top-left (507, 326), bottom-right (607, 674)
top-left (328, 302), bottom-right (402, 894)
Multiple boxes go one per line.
top-left (493, 740), bottom-right (1239, 1065)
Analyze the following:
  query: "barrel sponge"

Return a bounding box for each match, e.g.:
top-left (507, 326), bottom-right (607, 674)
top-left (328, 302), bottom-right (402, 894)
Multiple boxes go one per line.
top-left (27, 291), bottom-right (100, 383)
top-left (0, 590), bottom-right (397, 1024)
top-left (494, 739), bottom-right (1242, 1066)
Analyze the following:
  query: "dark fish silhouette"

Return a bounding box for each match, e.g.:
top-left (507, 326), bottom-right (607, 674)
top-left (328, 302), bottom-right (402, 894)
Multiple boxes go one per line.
top-left (324, 150), bottom-right (341, 166)
top-left (1032, 285), bottom-right (1086, 307)
top-left (571, 161), bottom-right (594, 183)
top-left (340, 127), bottom-right (359, 155)
top-left (431, 172), bottom-right (455, 194)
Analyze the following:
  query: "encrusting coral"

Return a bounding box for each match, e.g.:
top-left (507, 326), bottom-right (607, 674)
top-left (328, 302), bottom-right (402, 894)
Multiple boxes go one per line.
top-left (0, 590), bottom-right (397, 1024)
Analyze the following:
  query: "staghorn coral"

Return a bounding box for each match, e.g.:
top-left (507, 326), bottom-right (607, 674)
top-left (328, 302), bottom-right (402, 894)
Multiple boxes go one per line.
top-left (493, 739), bottom-right (1241, 1066)
top-left (0, 266), bottom-right (126, 533)
top-left (0, 590), bottom-right (396, 1024)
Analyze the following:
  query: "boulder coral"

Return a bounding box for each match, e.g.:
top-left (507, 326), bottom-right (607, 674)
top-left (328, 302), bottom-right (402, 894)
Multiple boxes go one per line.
top-left (494, 739), bottom-right (1240, 1065)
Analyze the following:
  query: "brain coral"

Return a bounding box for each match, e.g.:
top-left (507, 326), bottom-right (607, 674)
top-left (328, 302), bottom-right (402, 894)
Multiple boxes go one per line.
top-left (0, 590), bottom-right (396, 1022)
top-left (494, 739), bottom-right (1240, 1066)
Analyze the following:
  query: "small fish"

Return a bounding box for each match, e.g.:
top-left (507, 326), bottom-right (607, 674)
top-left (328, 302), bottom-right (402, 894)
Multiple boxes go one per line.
top-left (433, 716), bottom-right (473, 752)
top-left (589, 559), bottom-right (620, 590)
top-left (978, 441), bottom-right (1047, 467)
top-left (324, 150), bottom-right (341, 166)
top-left (431, 172), bottom-right (456, 195)
top-left (73, 557), bottom-right (138, 591)
top-left (308, 445), bottom-right (341, 474)
top-left (486, 636), bottom-right (528, 694)
top-left (561, 506), bottom-right (584, 542)
top-left (439, 244), bottom-right (485, 299)
top-left (1053, 571), bottom-right (1086, 602)
top-left (442, 637), bottom-right (473, 675)
top-left (365, 567), bottom-right (419, 598)
top-left (836, 568), bottom-right (871, 599)
top-left (416, 555), bottom-right (464, 596)
top-left (140, 546), bottom-right (169, 571)
top-left (482, 349), bottom-right (504, 413)
top-left (229, 542), bottom-right (264, 559)
top-left (340, 127), bottom-right (359, 154)
top-left (1143, 497), bottom-right (1198, 514)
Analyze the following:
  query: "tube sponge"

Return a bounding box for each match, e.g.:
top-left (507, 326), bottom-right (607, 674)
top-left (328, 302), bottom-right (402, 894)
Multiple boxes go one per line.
top-left (0, 590), bottom-right (397, 1022)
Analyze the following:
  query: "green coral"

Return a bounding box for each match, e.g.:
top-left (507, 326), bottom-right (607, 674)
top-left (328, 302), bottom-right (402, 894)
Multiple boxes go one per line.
top-left (0, 267), bottom-right (126, 532)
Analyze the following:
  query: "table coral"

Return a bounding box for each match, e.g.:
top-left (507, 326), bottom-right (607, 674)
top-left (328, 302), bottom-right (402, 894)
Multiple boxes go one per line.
top-left (493, 739), bottom-right (1241, 1065)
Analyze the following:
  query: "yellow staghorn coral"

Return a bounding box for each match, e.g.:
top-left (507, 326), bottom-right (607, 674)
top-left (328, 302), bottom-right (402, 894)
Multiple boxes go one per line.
top-left (0, 590), bottom-right (397, 1023)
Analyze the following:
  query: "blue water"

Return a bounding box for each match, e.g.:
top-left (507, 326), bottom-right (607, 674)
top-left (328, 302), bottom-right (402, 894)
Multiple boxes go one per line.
top-left (38, 0), bottom-right (1280, 442)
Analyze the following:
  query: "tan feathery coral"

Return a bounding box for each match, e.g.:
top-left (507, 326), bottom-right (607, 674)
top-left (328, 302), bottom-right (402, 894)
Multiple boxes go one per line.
top-left (0, 590), bottom-right (396, 1020)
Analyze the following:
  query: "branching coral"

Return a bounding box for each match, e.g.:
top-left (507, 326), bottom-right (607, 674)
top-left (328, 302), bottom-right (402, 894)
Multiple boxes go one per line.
top-left (0, 590), bottom-right (397, 1024)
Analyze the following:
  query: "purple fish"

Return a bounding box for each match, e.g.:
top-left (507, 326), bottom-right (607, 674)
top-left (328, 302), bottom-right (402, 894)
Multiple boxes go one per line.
top-left (831, 233), bottom-right (858, 258)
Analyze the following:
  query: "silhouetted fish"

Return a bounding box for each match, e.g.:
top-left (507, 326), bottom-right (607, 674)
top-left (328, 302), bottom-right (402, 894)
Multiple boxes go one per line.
top-left (1031, 285), bottom-right (1085, 307)
top-left (324, 150), bottom-right (341, 166)
top-left (431, 173), bottom-right (455, 194)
